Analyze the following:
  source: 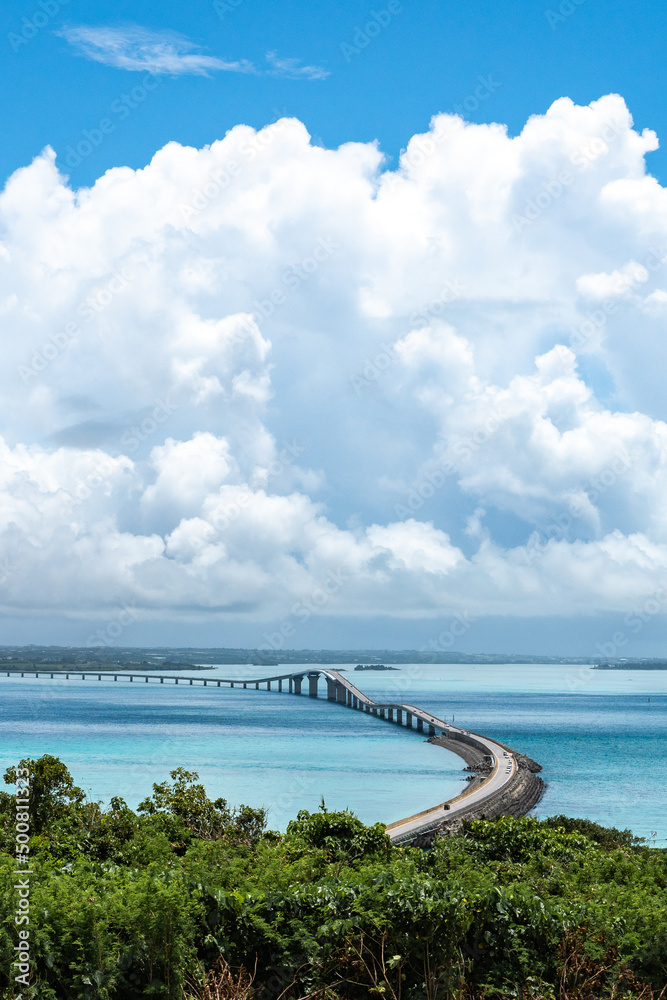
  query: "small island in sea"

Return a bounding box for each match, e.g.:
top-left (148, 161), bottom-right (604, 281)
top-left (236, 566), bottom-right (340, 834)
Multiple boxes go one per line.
top-left (593, 660), bottom-right (667, 670)
top-left (354, 663), bottom-right (399, 671)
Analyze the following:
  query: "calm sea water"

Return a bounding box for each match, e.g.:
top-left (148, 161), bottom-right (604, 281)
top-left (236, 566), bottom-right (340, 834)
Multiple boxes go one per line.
top-left (0, 664), bottom-right (665, 844)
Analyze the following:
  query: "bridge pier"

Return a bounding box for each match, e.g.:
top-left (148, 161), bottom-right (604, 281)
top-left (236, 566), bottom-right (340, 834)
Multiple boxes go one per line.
top-left (335, 682), bottom-right (346, 704)
top-left (289, 678), bottom-right (293, 693)
top-left (114, 675), bottom-right (117, 681)
top-left (255, 682), bottom-right (259, 690)
top-left (397, 709), bottom-right (403, 725)
top-left (406, 712), bottom-right (412, 728)
top-left (308, 674), bottom-right (318, 698)
top-left (416, 718), bottom-right (423, 732)
top-left (278, 679), bottom-right (282, 692)
top-left (428, 723), bottom-right (436, 736)
top-left (293, 676), bottom-right (303, 695)
top-left (326, 677), bottom-right (337, 700)
top-left (388, 708), bottom-right (394, 722)
top-left (266, 680), bottom-right (271, 690)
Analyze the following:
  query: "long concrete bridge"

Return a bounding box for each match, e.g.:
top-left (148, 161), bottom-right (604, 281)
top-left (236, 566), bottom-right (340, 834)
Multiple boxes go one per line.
top-left (1, 665), bottom-right (543, 843)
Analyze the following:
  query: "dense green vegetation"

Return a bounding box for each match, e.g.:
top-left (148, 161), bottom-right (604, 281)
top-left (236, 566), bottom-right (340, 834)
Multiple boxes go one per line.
top-left (0, 756), bottom-right (665, 999)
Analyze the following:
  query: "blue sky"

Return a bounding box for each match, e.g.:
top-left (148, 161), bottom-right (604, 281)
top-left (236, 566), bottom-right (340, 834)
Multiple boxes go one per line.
top-left (2, 0), bottom-right (666, 189)
top-left (2, 0), bottom-right (667, 655)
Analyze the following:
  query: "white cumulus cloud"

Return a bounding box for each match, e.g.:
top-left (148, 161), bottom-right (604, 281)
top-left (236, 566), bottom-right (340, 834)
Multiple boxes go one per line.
top-left (1, 94), bottom-right (667, 629)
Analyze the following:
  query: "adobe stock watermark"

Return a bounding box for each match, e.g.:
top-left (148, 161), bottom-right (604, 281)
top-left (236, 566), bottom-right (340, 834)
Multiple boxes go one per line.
top-left (382, 77), bottom-right (501, 194)
top-left (420, 611), bottom-right (477, 659)
top-left (545, 0), bottom-right (588, 31)
top-left (524, 451), bottom-right (632, 565)
top-left (8, 0), bottom-right (69, 53)
top-left (180, 120), bottom-right (287, 223)
top-left (512, 118), bottom-right (627, 234)
top-left (120, 397), bottom-right (179, 454)
top-left (86, 603), bottom-right (140, 648)
top-left (341, 2), bottom-right (405, 62)
top-left (569, 247), bottom-right (666, 352)
top-left (394, 408), bottom-right (506, 519)
top-left (12, 763), bottom-right (32, 997)
top-left (19, 267), bottom-right (136, 385)
top-left (252, 236), bottom-right (339, 323)
top-left (350, 341), bottom-right (400, 395)
top-left (62, 74), bottom-right (163, 171)
top-left (260, 568), bottom-right (349, 651)
top-left (594, 581), bottom-right (667, 661)
top-left (213, 0), bottom-right (243, 19)
top-left (410, 278), bottom-right (465, 328)
top-left (204, 441), bottom-right (307, 534)
top-left (351, 280), bottom-right (465, 397)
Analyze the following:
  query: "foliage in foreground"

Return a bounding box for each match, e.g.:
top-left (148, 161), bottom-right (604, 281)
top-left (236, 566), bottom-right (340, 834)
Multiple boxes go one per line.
top-left (0, 756), bottom-right (665, 1000)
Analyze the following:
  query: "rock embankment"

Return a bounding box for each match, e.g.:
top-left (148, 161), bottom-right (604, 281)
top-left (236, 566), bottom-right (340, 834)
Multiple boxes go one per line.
top-left (408, 735), bottom-right (546, 847)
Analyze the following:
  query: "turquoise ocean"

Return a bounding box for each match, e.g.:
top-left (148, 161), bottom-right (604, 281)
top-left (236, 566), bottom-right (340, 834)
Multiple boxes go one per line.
top-left (0, 664), bottom-right (665, 845)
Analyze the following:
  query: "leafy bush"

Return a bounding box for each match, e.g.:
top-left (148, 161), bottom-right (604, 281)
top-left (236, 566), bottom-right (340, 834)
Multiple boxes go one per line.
top-left (0, 756), bottom-right (665, 1000)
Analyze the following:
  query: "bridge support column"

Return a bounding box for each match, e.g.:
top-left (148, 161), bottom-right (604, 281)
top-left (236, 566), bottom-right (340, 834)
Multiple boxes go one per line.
top-left (326, 678), bottom-right (337, 700)
top-left (352, 695), bottom-right (357, 709)
top-left (388, 708), bottom-right (394, 722)
top-left (293, 676), bottom-right (302, 695)
top-left (278, 679), bottom-right (282, 692)
top-left (230, 682), bottom-right (233, 688)
top-left (243, 682), bottom-right (247, 689)
top-left (266, 681), bottom-right (271, 690)
top-left (336, 682), bottom-right (346, 704)
top-left (217, 681), bottom-right (221, 687)
top-left (379, 708), bottom-right (385, 719)
top-left (114, 675), bottom-right (117, 681)
top-left (189, 679), bottom-right (193, 686)
top-left (145, 677), bottom-right (149, 683)
top-left (255, 682), bottom-right (259, 690)
top-left (417, 718), bottom-right (423, 732)
top-left (347, 688), bottom-right (353, 706)
top-left (406, 712), bottom-right (412, 728)
top-left (309, 674), bottom-right (318, 698)
top-left (428, 724), bottom-right (436, 736)
top-left (397, 709), bottom-right (403, 725)
top-left (289, 678), bottom-right (293, 693)
top-left (50, 673), bottom-right (54, 679)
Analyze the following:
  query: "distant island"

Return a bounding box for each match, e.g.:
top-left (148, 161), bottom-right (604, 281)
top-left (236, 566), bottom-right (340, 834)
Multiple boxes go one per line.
top-left (593, 661), bottom-right (667, 670)
top-left (354, 663), bottom-right (399, 671)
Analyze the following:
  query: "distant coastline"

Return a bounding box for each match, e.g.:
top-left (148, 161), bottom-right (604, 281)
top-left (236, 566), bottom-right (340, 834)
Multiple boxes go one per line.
top-left (3, 644), bottom-right (667, 668)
